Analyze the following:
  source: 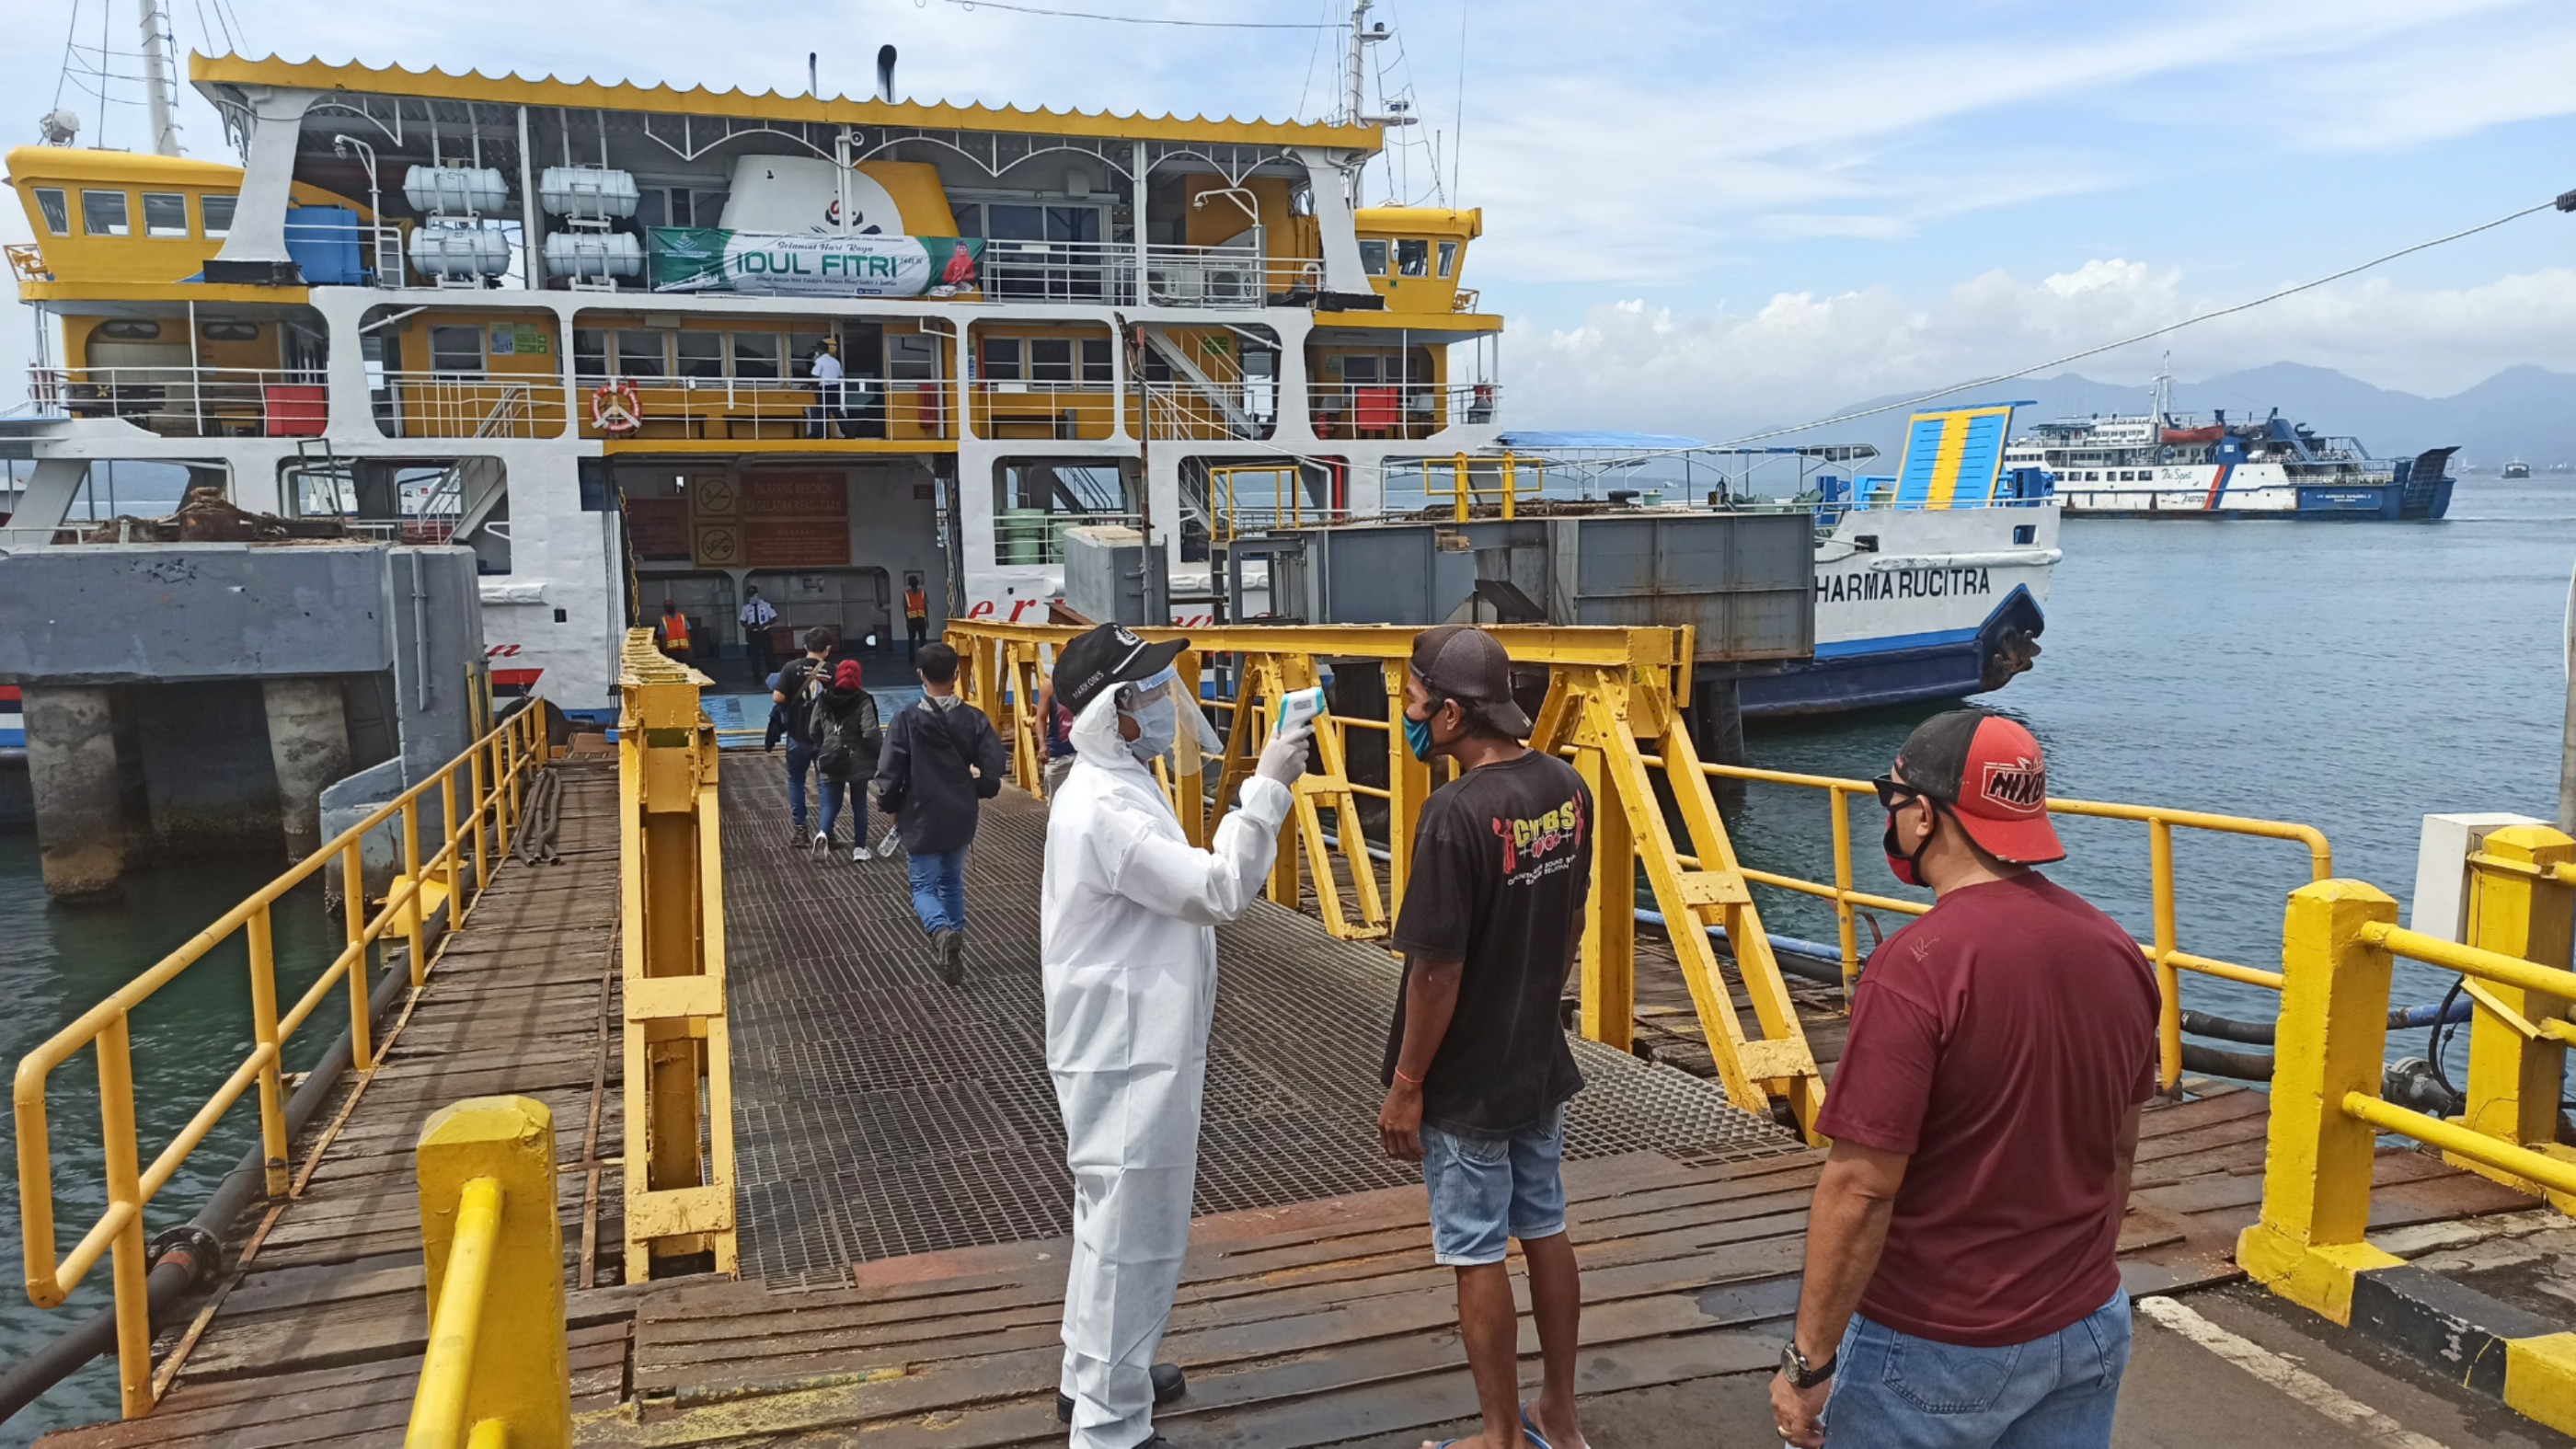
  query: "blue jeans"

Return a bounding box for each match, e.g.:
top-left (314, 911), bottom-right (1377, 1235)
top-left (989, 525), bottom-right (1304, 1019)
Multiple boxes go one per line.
top-left (906, 846), bottom-right (968, 935)
top-left (818, 776), bottom-right (865, 844)
top-left (1824, 1289), bottom-right (2132, 1449)
top-left (784, 740), bottom-right (816, 829)
top-left (1417, 1106), bottom-right (1568, 1267)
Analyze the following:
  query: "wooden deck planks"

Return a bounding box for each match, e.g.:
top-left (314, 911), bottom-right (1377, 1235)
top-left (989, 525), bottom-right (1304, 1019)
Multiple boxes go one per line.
top-left (37, 761), bottom-right (628, 1449)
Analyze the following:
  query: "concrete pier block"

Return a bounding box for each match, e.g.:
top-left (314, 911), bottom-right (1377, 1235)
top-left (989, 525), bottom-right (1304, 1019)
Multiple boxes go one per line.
top-left (265, 677), bottom-right (352, 861)
top-left (24, 685), bottom-right (126, 899)
top-left (138, 681), bottom-right (279, 854)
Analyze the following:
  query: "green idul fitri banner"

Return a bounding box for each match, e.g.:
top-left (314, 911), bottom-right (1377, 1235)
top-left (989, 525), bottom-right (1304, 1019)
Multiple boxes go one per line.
top-left (648, 229), bottom-right (985, 297)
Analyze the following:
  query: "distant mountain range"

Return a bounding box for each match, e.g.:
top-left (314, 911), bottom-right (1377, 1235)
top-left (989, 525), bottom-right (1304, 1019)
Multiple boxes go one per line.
top-left (1805, 363), bottom-right (2576, 473)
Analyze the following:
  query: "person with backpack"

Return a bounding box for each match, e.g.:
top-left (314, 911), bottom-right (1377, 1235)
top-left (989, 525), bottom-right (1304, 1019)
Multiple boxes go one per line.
top-left (872, 642), bottom-right (1006, 983)
top-left (769, 627), bottom-right (837, 845)
top-left (809, 660), bottom-right (883, 861)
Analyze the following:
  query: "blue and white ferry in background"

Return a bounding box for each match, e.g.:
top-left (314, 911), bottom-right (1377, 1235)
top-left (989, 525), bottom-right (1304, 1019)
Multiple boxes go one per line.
top-left (1739, 402), bottom-right (2059, 717)
top-left (2006, 374), bottom-right (2455, 521)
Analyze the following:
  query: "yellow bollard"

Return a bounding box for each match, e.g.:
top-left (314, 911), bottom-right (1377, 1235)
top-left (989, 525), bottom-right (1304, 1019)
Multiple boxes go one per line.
top-left (2236, 879), bottom-right (2407, 1323)
top-left (2457, 824), bottom-right (2576, 1206)
top-left (408, 1096), bottom-right (569, 1449)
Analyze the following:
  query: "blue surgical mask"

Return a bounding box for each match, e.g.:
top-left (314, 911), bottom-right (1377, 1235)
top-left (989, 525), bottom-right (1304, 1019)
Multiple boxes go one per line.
top-left (1403, 708), bottom-right (1436, 761)
top-left (1126, 693), bottom-right (1177, 763)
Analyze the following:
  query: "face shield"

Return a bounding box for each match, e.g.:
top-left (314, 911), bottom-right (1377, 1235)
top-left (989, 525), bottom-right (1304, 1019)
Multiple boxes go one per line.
top-left (1119, 665), bottom-right (1224, 776)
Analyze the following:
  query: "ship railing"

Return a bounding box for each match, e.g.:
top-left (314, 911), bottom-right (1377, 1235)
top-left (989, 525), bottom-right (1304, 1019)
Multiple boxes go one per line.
top-left (1144, 380), bottom-right (1275, 442)
top-left (973, 239), bottom-right (1309, 308)
top-left (569, 374), bottom-right (957, 443)
top-left (1308, 381), bottom-right (1497, 441)
top-left (26, 365), bottom-right (328, 440)
top-left (375, 371), bottom-right (567, 440)
top-left (1675, 761), bottom-right (2330, 1094)
top-left (10, 700), bottom-right (548, 1418)
top-left (969, 377), bottom-right (1120, 441)
top-left (2239, 828), bottom-right (2576, 1430)
top-left (990, 509), bottom-right (1145, 566)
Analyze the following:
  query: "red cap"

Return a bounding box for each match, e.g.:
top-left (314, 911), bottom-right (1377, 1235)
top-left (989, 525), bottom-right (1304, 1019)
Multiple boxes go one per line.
top-left (1892, 710), bottom-right (2064, 865)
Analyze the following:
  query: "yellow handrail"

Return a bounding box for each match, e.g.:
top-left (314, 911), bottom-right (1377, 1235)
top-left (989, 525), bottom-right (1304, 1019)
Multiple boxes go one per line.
top-left (12, 702), bottom-right (548, 1418)
top-left (405, 1095), bottom-right (570, 1449)
top-left (2241, 840), bottom-right (2576, 1440)
top-left (1692, 759), bottom-right (2331, 1091)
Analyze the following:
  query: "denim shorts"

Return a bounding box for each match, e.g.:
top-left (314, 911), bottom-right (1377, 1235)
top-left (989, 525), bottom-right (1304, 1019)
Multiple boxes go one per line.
top-left (1419, 1105), bottom-right (1568, 1267)
top-left (1824, 1289), bottom-right (2133, 1449)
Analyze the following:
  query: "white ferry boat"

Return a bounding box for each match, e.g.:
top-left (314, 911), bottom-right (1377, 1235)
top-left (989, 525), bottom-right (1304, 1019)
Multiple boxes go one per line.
top-left (2005, 374), bottom-right (2455, 522)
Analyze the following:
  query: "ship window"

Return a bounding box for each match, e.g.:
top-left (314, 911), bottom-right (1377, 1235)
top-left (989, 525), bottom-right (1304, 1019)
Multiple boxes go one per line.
top-left (143, 192), bottom-right (189, 238)
top-left (1029, 338), bottom-right (1075, 385)
top-left (82, 190), bottom-right (130, 236)
top-left (429, 325), bottom-right (485, 375)
top-left (1081, 338), bottom-right (1112, 384)
top-left (674, 331), bottom-right (724, 380)
top-left (1396, 239), bottom-right (1430, 277)
top-left (97, 319), bottom-right (161, 340)
top-left (1358, 238), bottom-right (1388, 276)
top-left (33, 188), bottom-right (68, 235)
top-left (617, 331), bottom-right (668, 378)
top-left (1436, 240), bottom-right (1457, 278)
top-left (986, 204), bottom-right (1044, 241)
top-left (201, 194), bottom-right (236, 237)
top-left (982, 336), bottom-right (1022, 382)
top-left (572, 328), bottom-right (609, 379)
top-left (731, 332), bottom-right (780, 380)
top-left (2013, 524), bottom-right (2037, 545)
top-left (889, 333), bottom-right (939, 380)
top-left (200, 321), bottom-right (259, 342)
top-left (1342, 354), bottom-right (1380, 385)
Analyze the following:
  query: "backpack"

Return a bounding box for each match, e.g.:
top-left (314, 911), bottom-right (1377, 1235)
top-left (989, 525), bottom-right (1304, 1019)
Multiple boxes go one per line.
top-left (779, 659), bottom-right (825, 742)
top-left (817, 695), bottom-right (880, 780)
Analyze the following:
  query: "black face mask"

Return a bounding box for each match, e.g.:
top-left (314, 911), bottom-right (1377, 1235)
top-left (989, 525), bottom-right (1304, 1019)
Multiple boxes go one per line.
top-left (1882, 810), bottom-right (1927, 887)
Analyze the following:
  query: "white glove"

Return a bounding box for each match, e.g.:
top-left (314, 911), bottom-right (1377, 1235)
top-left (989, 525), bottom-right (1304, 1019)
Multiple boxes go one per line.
top-left (1256, 720), bottom-right (1314, 786)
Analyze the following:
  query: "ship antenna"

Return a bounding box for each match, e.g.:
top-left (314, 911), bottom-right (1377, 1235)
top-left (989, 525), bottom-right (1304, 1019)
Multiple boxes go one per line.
top-left (138, 0), bottom-right (184, 155)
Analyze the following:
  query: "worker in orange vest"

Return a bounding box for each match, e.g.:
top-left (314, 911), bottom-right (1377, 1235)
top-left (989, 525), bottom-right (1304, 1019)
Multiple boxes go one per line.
top-left (657, 599), bottom-right (693, 660)
top-left (903, 575), bottom-right (930, 655)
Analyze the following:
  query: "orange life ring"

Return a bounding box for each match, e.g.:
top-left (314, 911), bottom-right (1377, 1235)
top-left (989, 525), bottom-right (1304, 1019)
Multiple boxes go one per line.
top-left (591, 379), bottom-right (643, 435)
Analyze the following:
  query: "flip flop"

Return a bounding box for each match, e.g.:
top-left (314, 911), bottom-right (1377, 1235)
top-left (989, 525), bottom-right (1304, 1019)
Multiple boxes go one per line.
top-left (1519, 1405), bottom-right (1557, 1449)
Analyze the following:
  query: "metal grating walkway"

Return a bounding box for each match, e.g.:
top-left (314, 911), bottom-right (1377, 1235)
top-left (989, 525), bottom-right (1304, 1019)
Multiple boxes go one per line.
top-left (719, 761), bottom-right (1800, 1287)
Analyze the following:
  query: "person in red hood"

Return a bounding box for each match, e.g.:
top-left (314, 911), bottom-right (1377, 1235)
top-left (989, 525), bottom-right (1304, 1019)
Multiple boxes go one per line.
top-left (807, 658), bottom-right (882, 864)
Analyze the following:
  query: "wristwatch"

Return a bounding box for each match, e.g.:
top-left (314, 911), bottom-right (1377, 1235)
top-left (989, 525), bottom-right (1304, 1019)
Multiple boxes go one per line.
top-left (1779, 1342), bottom-right (1838, 1389)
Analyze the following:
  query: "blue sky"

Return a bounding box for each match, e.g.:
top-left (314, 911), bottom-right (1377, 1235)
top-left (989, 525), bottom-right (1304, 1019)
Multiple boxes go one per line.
top-left (6, 0), bottom-right (2575, 434)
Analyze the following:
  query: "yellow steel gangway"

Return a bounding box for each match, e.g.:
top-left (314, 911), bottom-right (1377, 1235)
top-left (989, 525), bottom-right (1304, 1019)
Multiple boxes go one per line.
top-left (952, 620), bottom-right (1830, 1133)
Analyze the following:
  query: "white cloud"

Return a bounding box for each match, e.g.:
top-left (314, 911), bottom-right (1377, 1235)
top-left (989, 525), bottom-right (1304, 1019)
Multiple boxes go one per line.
top-left (1509, 261), bottom-right (2576, 440)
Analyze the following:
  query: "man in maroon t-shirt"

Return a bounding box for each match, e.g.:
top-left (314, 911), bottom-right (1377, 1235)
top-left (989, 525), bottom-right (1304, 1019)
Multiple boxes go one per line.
top-left (1771, 710), bottom-right (2157, 1449)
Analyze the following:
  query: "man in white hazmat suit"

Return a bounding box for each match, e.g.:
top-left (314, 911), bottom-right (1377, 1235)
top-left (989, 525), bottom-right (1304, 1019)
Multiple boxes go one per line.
top-left (1041, 623), bottom-right (1314, 1449)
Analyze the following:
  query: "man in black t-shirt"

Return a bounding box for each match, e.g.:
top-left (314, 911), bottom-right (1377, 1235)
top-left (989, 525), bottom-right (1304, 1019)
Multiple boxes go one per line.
top-left (1380, 625), bottom-right (1594, 1449)
top-left (769, 627), bottom-right (836, 845)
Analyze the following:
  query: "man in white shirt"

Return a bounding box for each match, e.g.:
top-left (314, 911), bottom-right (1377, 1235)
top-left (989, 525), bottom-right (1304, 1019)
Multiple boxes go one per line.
top-left (739, 585), bottom-right (780, 684)
top-left (809, 340), bottom-right (845, 439)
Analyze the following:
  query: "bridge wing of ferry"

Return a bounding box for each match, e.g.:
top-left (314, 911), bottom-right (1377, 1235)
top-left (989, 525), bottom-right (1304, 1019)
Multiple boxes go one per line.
top-left (8, 619), bottom-right (2575, 1447)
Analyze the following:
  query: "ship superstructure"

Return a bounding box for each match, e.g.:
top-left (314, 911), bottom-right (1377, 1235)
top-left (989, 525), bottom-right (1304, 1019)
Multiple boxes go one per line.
top-left (5, 40), bottom-right (1501, 719)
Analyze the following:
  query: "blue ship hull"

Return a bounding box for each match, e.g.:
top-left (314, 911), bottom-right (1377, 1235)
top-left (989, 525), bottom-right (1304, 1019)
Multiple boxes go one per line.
top-left (1742, 588), bottom-right (2045, 719)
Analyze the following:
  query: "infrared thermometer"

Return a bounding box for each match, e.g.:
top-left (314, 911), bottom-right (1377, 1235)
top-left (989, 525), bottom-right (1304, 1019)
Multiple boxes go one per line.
top-left (1276, 686), bottom-right (1327, 735)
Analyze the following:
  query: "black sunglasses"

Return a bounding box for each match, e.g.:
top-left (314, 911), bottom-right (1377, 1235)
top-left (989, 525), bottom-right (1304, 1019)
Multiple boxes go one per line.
top-left (1871, 774), bottom-right (1949, 811)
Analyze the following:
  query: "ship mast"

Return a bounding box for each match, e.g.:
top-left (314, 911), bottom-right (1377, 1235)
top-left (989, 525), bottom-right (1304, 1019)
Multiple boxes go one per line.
top-left (137, 0), bottom-right (182, 156)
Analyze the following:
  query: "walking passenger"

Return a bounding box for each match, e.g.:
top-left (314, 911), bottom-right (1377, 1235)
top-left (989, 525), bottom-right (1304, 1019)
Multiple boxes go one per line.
top-left (903, 573), bottom-right (930, 654)
top-left (771, 627), bottom-right (835, 845)
top-left (1770, 710), bottom-right (2156, 1449)
top-left (872, 641), bottom-right (1006, 983)
top-left (808, 660), bottom-right (882, 862)
top-left (740, 585), bottom-right (779, 684)
top-left (1040, 623), bottom-right (1312, 1449)
top-left (655, 598), bottom-right (692, 661)
top-left (1377, 626), bottom-right (1593, 1449)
